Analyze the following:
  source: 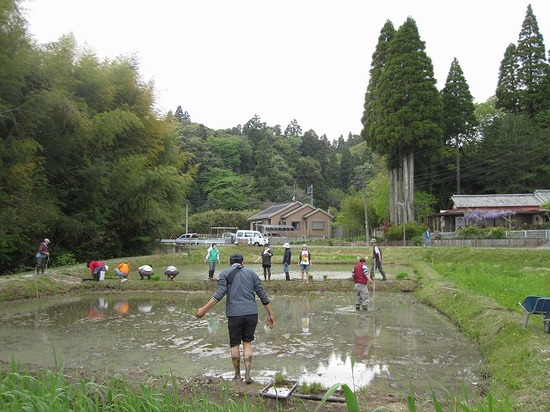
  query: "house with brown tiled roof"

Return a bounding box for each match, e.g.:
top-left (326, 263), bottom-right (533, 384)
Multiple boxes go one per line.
top-left (248, 201), bottom-right (333, 239)
top-left (432, 190), bottom-right (550, 231)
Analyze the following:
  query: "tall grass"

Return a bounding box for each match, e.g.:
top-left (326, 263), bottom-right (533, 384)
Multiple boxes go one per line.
top-left (0, 362), bottom-right (262, 412)
top-left (315, 383), bottom-right (514, 412)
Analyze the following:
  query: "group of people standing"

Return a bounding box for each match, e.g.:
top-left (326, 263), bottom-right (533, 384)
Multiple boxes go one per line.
top-left (252, 243), bottom-right (311, 282)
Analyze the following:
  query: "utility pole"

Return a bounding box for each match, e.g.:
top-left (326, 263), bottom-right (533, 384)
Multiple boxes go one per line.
top-left (307, 185), bottom-right (313, 206)
top-left (185, 202), bottom-right (189, 234)
top-left (359, 166), bottom-right (370, 244)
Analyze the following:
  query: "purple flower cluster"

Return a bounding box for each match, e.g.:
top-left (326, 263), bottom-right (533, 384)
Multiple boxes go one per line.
top-left (464, 209), bottom-right (516, 224)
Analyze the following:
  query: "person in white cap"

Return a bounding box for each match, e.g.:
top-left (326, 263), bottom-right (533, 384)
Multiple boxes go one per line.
top-left (370, 238), bottom-right (387, 281)
top-left (282, 243), bottom-right (292, 280)
top-left (35, 238), bottom-right (51, 274)
top-left (164, 265), bottom-right (179, 281)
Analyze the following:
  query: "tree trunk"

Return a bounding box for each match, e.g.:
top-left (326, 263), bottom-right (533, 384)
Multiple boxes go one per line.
top-left (456, 136), bottom-right (461, 194)
top-left (407, 151), bottom-right (415, 222)
top-left (402, 155), bottom-right (409, 222)
top-left (390, 167), bottom-right (399, 224)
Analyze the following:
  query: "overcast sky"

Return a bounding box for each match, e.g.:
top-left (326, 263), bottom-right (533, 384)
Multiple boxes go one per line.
top-left (22, 0), bottom-right (550, 140)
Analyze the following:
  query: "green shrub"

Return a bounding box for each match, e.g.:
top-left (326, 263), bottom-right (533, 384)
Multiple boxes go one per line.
top-left (384, 222), bottom-right (426, 241)
top-left (487, 226), bottom-right (506, 239)
top-left (455, 225), bottom-right (485, 239)
top-left (456, 225), bottom-right (507, 239)
top-left (53, 252), bottom-right (77, 267)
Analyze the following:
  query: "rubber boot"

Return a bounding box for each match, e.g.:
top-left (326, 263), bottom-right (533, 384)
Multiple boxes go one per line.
top-left (285, 272), bottom-right (290, 281)
top-left (231, 356), bottom-right (241, 381)
top-left (244, 355), bottom-right (253, 384)
top-left (208, 268), bottom-right (214, 280)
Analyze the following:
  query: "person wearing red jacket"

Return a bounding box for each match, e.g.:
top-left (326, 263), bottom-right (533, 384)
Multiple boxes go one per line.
top-left (87, 261), bottom-right (109, 281)
top-left (353, 257), bottom-right (372, 310)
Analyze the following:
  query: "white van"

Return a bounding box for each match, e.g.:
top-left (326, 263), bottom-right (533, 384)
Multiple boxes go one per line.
top-left (235, 230), bottom-right (268, 246)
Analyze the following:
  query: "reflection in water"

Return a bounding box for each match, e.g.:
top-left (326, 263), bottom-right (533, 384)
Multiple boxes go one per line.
top-left (0, 291), bottom-right (483, 399)
top-left (300, 296), bottom-right (311, 335)
top-left (138, 303), bottom-right (153, 313)
top-left (354, 314), bottom-right (372, 359)
top-left (114, 300), bottom-right (129, 315)
top-left (88, 298), bottom-right (108, 319)
top-left (206, 314), bottom-right (220, 335)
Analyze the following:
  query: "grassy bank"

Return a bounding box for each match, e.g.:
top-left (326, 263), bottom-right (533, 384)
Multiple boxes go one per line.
top-left (411, 247), bottom-right (550, 411)
top-left (1, 245), bottom-right (549, 411)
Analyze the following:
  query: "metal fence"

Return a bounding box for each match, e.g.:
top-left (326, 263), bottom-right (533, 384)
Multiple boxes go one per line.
top-left (438, 230), bottom-right (549, 241)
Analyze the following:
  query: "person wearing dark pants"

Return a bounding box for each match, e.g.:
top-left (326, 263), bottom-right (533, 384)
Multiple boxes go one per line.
top-left (138, 264), bottom-right (154, 280)
top-left (88, 261), bottom-right (108, 281)
top-left (282, 243), bottom-right (292, 280)
top-left (196, 254), bottom-right (275, 384)
top-left (204, 243), bottom-right (220, 281)
top-left (35, 238), bottom-right (51, 274)
top-left (370, 238), bottom-right (387, 281)
top-left (255, 245), bottom-right (273, 281)
top-left (164, 265), bottom-right (179, 281)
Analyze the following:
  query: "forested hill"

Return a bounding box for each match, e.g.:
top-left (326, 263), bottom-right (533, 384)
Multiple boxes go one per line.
top-left (1, 1), bottom-right (549, 273)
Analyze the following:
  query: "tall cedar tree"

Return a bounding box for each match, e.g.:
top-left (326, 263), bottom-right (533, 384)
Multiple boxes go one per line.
top-left (440, 58), bottom-right (478, 195)
top-left (364, 17), bottom-right (443, 224)
top-left (361, 19), bottom-right (396, 155)
top-left (497, 5), bottom-right (549, 117)
top-left (515, 4), bottom-right (550, 117)
top-left (361, 20), bottom-right (396, 221)
top-left (496, 44), bottom-right (520, 112)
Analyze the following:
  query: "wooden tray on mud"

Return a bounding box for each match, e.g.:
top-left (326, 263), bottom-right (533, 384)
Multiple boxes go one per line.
top-left (259, 379), bottom-right (299, 399)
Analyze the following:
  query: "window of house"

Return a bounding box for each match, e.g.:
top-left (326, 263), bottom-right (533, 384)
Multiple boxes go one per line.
top-left (292, 222), bottom-right (300, 230)
top-left (312, 221), bottom-right (324, 230)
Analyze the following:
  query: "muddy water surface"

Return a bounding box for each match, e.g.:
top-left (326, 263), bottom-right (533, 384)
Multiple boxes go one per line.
top-left (0, 288), bottom-right (483, 398)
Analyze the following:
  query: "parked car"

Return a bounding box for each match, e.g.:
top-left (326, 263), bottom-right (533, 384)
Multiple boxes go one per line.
top-left (235, 230), bottom-right (268, 246)
top-left (175, 233), bottom-right (199, 244)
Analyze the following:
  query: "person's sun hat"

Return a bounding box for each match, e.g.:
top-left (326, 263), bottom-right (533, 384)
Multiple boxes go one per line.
top-left (302, 244), bottom-right (307, 248)
top-left (370, 238), bottom-right (377, 243)
top-left (283, 243), bottom-right (290, 248)
top-left (44, 238), bottom-right (50, 243)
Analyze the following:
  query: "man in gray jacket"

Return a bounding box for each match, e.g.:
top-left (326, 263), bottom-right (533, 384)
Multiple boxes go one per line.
top-left (196, 254), bottom-right (275, 384)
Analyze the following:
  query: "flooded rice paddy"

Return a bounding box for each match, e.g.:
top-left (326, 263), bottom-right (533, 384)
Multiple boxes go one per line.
top-left (0, 280), bottom-right (484, 398)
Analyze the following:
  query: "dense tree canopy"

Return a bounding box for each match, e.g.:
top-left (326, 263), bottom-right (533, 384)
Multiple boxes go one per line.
top-left (0, 1), bottom-right (194, 272)
top-left (1, 1), bottom-right (549, 273)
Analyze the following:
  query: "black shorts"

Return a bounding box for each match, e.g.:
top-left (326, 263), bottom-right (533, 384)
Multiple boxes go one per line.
top-left (227, 314), bottom-right (258, 347)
